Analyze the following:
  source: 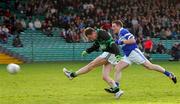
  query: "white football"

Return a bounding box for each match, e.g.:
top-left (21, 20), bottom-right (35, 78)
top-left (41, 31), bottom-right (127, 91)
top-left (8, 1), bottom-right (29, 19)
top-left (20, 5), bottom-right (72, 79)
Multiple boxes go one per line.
top-left (7, 63), bottom-right (20, 74)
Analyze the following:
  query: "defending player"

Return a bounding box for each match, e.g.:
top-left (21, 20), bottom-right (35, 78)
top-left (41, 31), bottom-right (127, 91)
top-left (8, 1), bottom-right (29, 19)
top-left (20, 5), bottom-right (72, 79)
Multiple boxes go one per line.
top-left (63, 27), bottom-right (123, 98)
top-left (105, 20), bottom-right (177, 93)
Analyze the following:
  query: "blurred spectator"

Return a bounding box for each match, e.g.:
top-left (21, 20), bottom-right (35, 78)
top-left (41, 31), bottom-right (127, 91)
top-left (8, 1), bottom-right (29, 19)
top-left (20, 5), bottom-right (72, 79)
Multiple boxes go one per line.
top-left (131, 17), bottom-right (139, 35)
top-left (0, 8), bottom-right (3, 17)
top-left (50, 7), bottom-right (57, 15)
top-left (0, 25), bottom-right (8, 44)
top-left (144, 36), bottom-right (153, 59)
top-left (136, 34), bottom-right (144, 51)
top-left (42, 21), bottom-right (47, 32)
top-left (34, 18), bottom-right (42, 29)
top-left (20, 19), bottom-right (26, 29)
top-left (160, 28), bottom-right (166, 39)
top-left (142, 24), bottom-right (151, 37)
top-left (60, 28), bottom-right (66, 38)
top-left (72, 29), bottom-right (80, 42)
top-left (12, 35), bottom-right (23, 47)
top-left (80, 30), bottom-right (88, 42)
top-left (101, 21), bottom-right (111, 31)
top-left (171, 27), bottom-right (178, 39)
top-left (64, 28), bottom-right (73, 43)
top-left (15, 20), bottom-right (23, 33)
top-left (4, 9), bottom-right (11, 18)
top-left (156, 42), bottom-right (166, 54)
top-left (26, 7), bottom-right (33, 19)
top-left (164, 28), bottom-right (172, 40)
top-left (43, 21), bottom-right (53, 37)
top-left (2, 25), bottom-right (9, 33)
top-left (3, 16), bottom-right (10, 24)
top-left (14, 0), bottom-right (20, 10)
top-left (28, 21), bottom-right (35, 31)
top-left (170, 43), bottom-right (180, 61)
top-left (2, 25), bottom-right (11, 37)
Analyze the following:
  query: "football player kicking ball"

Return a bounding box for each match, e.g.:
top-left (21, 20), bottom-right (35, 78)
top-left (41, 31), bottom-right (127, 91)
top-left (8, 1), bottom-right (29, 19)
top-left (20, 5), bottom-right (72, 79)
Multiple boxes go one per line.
top-left (105, 20), bottom-right (177, 93)
top-left (63, 27), bottom-right (123, 98)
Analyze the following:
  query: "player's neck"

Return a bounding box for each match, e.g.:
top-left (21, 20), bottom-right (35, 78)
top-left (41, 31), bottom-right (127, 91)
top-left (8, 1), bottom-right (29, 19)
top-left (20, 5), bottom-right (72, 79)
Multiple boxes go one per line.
top-left (119, 27), bottom-right (123, 31)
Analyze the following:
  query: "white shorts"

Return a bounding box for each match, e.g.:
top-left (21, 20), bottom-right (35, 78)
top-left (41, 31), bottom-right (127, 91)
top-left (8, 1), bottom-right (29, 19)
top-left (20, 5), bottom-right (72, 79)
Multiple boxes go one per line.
top-left (99, 52), bottom-right (117, 65)
top-left (121, 48), bottom-right (148, 65)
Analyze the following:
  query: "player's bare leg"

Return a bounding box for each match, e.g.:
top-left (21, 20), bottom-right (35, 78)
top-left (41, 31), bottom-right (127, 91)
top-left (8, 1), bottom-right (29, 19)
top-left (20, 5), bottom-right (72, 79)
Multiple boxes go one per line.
top-left (104, 61), bottom-right (128, 99)
top-left (113, 60), bottom-right (177, 84)
top-left (114, 61), bottom-right (129, 83)
top-left (104, 61), bottom-right (129, 92)
top-left (76, 57), bottom-right (107, 75)
top-left (102, 63), bottom-right (113, 86)
top-left (63, 57), bottom-right (107, 79)
top-left (102, 63), bottom-right (119, 93)
top-left (142, 60), bottom-right (177, 83)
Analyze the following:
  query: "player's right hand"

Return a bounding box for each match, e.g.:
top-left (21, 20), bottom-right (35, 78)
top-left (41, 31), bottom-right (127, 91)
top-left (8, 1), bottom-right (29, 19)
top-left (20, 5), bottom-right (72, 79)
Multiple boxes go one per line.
top-left (81, 51), bottom-right (88, 57)
top-left (115, 55), bottom-right (122, 62)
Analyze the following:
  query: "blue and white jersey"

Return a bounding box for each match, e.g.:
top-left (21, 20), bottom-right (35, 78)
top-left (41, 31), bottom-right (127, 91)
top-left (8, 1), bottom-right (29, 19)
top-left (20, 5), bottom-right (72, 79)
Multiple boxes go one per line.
top-left (118, 28), bottom-right (137, 56)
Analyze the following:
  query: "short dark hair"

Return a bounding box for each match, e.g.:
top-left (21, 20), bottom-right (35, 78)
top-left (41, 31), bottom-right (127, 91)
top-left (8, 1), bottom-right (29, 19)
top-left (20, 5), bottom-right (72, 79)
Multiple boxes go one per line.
top-left (112, 20), bottom-right (123, 27)
top-left (84, 27), bottom-right (95, 36)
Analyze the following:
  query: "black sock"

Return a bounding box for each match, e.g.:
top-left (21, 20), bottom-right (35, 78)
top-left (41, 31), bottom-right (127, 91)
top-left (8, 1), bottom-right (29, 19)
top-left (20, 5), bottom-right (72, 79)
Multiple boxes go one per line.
top-left (70, 72), bottom-right (77, 77)
top-left (164, 71), bottom-right (171, 77)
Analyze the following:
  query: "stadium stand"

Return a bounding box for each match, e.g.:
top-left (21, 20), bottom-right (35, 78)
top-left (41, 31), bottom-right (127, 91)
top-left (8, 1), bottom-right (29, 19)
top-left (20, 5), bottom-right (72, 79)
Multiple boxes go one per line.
top-left (1, 29), bottom-right (179, 62)
top-left (0, 29), bottom-right (101, 62)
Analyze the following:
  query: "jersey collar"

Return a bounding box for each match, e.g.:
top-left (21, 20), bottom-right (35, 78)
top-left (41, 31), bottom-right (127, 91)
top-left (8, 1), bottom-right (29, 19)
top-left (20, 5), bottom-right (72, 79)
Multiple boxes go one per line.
top-left (118, 27), bottom-right (123, 36)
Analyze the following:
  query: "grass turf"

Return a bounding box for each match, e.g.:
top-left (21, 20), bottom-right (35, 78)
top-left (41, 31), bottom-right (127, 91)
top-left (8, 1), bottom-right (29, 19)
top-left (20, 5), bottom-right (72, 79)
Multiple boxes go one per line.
top-left (0, 61), bottom-right (180, 104)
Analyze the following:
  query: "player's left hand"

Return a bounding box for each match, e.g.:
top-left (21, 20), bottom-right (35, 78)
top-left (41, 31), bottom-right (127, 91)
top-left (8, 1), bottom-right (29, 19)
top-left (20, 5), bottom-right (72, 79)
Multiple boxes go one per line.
top-left (115, 40), bottom-right (124, 45)
top-left (81, 51), bottom-right (88, 57)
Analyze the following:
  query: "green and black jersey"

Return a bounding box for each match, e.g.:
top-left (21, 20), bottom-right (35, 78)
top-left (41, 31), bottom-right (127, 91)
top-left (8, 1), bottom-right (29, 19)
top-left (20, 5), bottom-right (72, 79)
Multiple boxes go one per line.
top-left (86, 29), bottom-right (120, 56)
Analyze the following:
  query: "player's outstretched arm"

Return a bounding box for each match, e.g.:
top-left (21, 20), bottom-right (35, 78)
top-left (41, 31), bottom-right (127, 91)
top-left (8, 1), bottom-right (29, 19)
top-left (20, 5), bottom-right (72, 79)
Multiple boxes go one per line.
top-left (122, 38), bottom-right (136, 44)
top-left (116, 38), bottom-right (136, 45)
top-left (85, 42), bottom-right (100, 54)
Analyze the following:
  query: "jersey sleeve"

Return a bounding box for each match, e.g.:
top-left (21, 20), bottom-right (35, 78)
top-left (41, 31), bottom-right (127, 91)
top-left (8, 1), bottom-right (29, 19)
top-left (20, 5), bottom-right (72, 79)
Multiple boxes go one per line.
top-left (124, 33), bottom-right (135, 40)
top-left (86, 41), bottom-right (100, 54)
top-left (119, 29), bottom-right (135, 40)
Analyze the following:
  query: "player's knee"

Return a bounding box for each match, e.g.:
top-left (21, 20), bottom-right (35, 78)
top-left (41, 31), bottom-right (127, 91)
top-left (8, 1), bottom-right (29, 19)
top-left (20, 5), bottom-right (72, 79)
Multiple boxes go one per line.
top-left (143, 61), bottom-right (155, 70)
top-left (115, 66), bottom-right (123, 74)
top-left (102, 75), bottom-right (109, 81)
top-left (145, 64), bottom-right (154, 70)
top-left (115, 65), bottom-right (120, 71)
top-left (115, 65), bottom-right (119, 70)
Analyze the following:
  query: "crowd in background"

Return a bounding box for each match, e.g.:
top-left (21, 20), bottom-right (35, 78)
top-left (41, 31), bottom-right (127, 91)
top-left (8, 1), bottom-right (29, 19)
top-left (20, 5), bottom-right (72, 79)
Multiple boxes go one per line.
top-left (58, 0), bottom-right (180, 60)
top-left (142, 36), bottom-right (180, 61)
top-left (14, 0), bottom-right (59, 32)
top-left (0, 0), bottom-right (179, 60)
top-left (0, 0), bottom-right (59, 46)
top-left (59, 0), bottom-right (180, 42)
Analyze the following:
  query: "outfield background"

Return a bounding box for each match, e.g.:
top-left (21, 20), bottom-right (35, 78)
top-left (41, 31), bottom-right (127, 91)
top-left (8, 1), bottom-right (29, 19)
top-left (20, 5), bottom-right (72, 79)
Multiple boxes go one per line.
top-left (0, 61), bottom-right (179, 104)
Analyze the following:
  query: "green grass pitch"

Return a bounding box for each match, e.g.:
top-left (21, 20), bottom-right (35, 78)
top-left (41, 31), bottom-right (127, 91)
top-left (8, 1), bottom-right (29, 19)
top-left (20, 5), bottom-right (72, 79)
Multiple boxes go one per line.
top-left (0, 61), bottom-right (180, 104)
